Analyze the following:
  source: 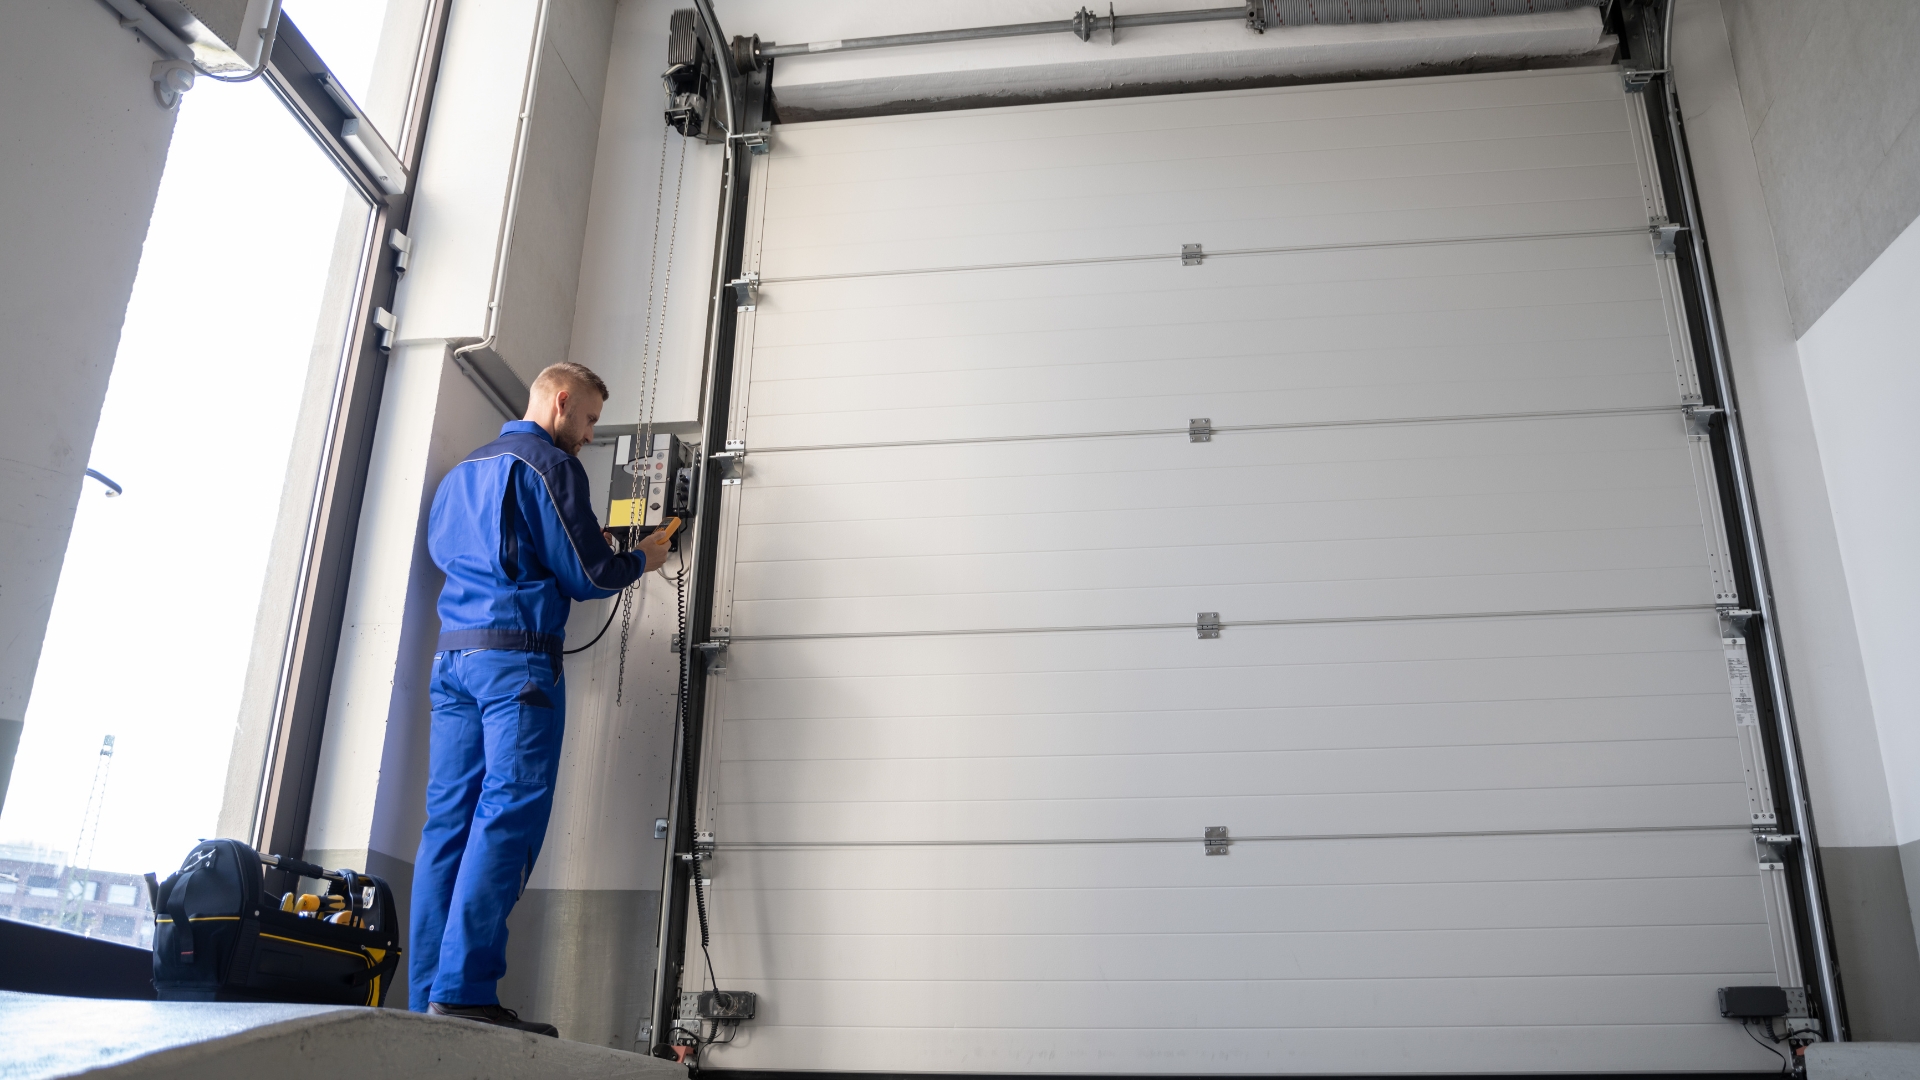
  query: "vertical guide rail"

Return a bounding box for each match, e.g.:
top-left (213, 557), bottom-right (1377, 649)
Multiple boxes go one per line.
top-left (648, 0), bottom-right (751, 1054)
top-left (1636, 0), bottom-right (1847, 1039)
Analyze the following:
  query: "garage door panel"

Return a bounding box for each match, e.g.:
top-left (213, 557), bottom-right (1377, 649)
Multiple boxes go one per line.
top-left (714, 973), bottom-right (1770, 1033)
top-left (705, 925), bottom-right (1769, 985)
top-left (717, 737), bottom-right (1743, 807)
top-left (722, 651), bottom-right (1731, 721)
top-left (773, 95), bottom-right (1628, 182)
top-left (777, 69), bottom-right (1628, 160)
top-left (718, 1024), bottom-right (1776, 1076)
top-left (713, 829), bottom-right (1759, 890)
top-left (719, 784), bottom-right (1748, 845)
top-left (755, 240), bottom-right (1662, 339)
top-left (751, 339), bottom-right (1675, 434)
top-left (763, 195), bottom-right (1650, 280)
top-left (764, 164), bottom-right (1645, 259)
top-left (740, 423), bottom-right (1695, 519)
top-left (734, 528), bottom-right (1708, 607)
top-left (710, 876), bottom-right (1766, 938)
top-left (730, 569), bottom-right (1711, 637)
top-left (724, 610), bottom-right (1724, 686)
top-left (747, 287), bottom-right (1670, 360)
top-left (739, 487), bottom-right (1705, 564)
top-left (720, 694), bottom-right (1740, 763)
top-left (691, 70), bottom-right (1783, 1074)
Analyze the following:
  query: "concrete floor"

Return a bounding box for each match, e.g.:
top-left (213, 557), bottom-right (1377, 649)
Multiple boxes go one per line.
top-left (0, 991), bottom-right (684, 1080)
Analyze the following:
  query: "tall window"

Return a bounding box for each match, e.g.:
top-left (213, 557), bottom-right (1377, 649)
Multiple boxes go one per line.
top-left (0, 0), bottom-right (421, 944)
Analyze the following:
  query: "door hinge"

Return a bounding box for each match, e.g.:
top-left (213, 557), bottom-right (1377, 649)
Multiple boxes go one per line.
top-left (1197, 612), bottom-right (1221, 639)
top-left (1181, 243), bottom-right (1205, 266)
top-left (388, 229), bottom-right (412, 273)
top-left (1188, 418), bottom-right (1213, 443)
top-left (1205, 826), bottom-right (1230, 855)
top-left (371, 307), bottom-right (398, 351)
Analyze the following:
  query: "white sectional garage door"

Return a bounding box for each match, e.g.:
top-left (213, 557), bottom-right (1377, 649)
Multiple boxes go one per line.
top-left (690, 68), bottom-right (1795, 1074)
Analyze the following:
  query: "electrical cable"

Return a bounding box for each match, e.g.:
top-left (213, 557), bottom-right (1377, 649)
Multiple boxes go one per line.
top-left (562, 600), bottom-right (620, 655)
top-left (1741, 1019), bottom-right (1790, 1074)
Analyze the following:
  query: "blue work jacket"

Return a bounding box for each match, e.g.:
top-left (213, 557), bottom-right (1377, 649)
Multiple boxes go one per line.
top-left (429, 420), bottom-right (645, 654)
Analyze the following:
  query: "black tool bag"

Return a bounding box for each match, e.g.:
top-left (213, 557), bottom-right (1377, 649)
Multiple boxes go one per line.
top-left (152, 838), bottom-right (401, 1006)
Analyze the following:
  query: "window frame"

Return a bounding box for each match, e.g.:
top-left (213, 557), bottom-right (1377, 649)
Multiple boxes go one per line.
top-left (247, 1), bottom-right (452, 863)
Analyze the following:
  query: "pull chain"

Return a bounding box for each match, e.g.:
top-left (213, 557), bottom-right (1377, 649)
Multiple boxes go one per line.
top-left (616, 129), bottom-right (688, 702)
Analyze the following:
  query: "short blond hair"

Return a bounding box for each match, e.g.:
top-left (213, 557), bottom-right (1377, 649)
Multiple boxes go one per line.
top-left (530, 362), bottom-right (609, 402)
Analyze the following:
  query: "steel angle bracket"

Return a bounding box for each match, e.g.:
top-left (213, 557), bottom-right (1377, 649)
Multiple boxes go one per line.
top-left (712, 443), bottom-right (747, 486)
top-left (729, 271), bottom-right (759, 310)
top-left (1651, 218), bottom-right (1686, 256)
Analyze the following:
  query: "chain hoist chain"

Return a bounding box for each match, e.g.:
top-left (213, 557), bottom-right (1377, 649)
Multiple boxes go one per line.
top-left (616, 129), bottom-right (688, 702)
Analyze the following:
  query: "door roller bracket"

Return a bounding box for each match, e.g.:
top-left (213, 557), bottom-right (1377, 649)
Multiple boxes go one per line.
top-left (712, 447), bottom-right (747, 485)
top-left (1682, 403), bottom-right (1723, 435)
top-left (1651, 218), bottom-right (1685, 256)
top-left (729, 272), bottom-right (760, 310)
top-left (694, 631), bottom-right (731, 672)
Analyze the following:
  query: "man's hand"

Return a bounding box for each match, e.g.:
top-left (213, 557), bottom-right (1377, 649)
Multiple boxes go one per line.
top-left (637, 517), bottom-right (681, 573)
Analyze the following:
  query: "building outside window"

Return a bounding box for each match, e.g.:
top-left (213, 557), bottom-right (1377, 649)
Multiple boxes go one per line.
top-left (0, 0), bottom-right (425, 946)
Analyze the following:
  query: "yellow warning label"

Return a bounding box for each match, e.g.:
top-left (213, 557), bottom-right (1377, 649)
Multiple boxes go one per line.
top-left (608, 498), bottom-right (642, 527)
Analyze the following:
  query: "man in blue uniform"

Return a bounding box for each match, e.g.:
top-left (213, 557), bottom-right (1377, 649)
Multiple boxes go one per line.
top-left (411, 362), bottom-right (674, 1035)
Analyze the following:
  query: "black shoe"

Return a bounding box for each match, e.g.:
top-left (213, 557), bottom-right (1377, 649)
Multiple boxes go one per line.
top-left (429, 1001), bottom-right (560, 1038)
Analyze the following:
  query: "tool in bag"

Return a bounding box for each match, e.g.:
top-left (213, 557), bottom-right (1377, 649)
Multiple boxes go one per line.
top-left (150, 838), bottom-right (400, 1005)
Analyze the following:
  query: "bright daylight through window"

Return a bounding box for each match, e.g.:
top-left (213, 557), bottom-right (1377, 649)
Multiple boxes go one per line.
top-left (0, 0), bottom-right (416, 945)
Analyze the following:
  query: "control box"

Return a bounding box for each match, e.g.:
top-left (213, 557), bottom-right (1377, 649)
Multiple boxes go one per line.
top-left (608, 432), bottom-right (696, 549)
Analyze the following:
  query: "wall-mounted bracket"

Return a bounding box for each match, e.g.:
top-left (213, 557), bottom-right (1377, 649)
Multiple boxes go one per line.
top-left (1622, 66), bottom-right (1666, 94)
top-left (1181, 243), bottom-right (1204, 266)
top-left (729, 272), bottom-right (760, 310)
top-left (1204, 826), bottom-right (1230, 855)
top-left (1245, 0), bottom-right (1268, 32)
top-left (1188, 418), bottom-right (1213, 443)
top-left (1651, 218), bottom-right (1685, 256)
top-left (730, 130), bottom-right (771, 155)
top-left (1197, 612), bottom-right (1221, 639)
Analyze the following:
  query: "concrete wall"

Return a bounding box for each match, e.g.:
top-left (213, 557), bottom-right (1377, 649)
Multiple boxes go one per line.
top-left (1678, 0), bottom-right (1920, 1040)
top-left (1798, 213), bottom-right (1920, 1009)
top-left (0, 4), bottom-right (177, 813)
top-left (1721, 0), bottom-right (1920, 334)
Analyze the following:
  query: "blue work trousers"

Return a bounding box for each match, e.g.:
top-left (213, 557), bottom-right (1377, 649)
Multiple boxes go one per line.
top-left (409, 648), bottom-right (565, 1009)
